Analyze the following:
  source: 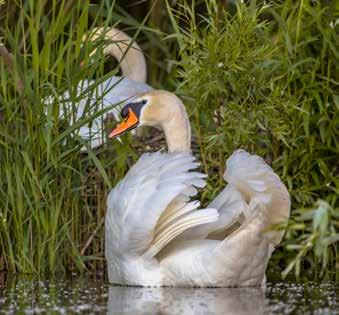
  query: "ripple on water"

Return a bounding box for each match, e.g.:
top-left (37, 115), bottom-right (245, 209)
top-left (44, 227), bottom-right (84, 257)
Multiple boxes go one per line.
top-left (0, 274), bottom-right (337, 314)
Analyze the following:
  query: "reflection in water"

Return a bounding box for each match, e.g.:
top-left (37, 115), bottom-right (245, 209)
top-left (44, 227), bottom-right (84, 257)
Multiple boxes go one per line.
top-left (0, 273), bottom-right (337, 314)
top-left (0, 274), bottom-right (108, 314)
top-left (107, 285), bottom-right (266, 315)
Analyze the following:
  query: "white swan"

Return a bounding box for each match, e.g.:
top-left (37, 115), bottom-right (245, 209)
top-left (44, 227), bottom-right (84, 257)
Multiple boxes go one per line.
top-left (105, 90), bottom-right (290, 287)
top-left (50, 27), bottom-right (152, 149)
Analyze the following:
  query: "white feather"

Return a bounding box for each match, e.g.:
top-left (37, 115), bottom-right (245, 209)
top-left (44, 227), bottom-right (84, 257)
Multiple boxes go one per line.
top-left (105, 148), bottom-right (290, 286)
top-left (105, 152), bottom-right (216, 260)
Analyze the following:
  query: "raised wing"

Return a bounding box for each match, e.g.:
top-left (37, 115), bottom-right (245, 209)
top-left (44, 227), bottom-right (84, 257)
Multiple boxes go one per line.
top-left (224, 150), bottom-right (290, 246)
top-left (105, 152), bottom-right (218, 260)
top-left (179, 150), bottom-right (290, 245)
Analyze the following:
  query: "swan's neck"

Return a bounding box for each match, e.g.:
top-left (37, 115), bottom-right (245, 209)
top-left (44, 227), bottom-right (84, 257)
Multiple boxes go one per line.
top-left (160, 103), bottom-right (191, 154)
top-left (105, 28), bottom-right (147, 83)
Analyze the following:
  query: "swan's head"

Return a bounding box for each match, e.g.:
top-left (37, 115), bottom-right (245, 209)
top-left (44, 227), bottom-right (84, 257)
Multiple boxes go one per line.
top-left (109, 90), bottom-right (188, 139)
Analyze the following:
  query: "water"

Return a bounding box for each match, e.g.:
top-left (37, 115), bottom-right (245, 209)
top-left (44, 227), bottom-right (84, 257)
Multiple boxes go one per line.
top-left (0, 274), bottom-right (337, 314)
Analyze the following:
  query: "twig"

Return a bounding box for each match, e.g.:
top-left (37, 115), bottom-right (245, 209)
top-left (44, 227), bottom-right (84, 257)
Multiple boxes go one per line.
top-left (0, 43), bottom-right (24, 95)
top-left (80, 216), bottom-right (105, 256)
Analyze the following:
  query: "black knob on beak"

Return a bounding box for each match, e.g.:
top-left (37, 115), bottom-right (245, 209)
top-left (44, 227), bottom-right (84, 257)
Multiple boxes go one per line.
top-left (120, 100), bottom-right (147, 119)
top-left (121, 105), bottom-right (129, 118)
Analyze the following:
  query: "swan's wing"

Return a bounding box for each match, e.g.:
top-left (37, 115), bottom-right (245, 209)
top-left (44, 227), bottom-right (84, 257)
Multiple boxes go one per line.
top-left (180, 150), bottom-right (290, 245)
top-left (105, 152), bottom-right (218, 259)
top-left (177, 184), bottom-right (248, 241)
top-left (224, 150), bottom-right (290, 246)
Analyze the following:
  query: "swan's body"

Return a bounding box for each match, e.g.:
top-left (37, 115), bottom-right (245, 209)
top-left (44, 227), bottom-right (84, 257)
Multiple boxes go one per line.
top-left (47, 27), bottom-right (152, 149)
top-left (106, 91), bottom-right (290, 287)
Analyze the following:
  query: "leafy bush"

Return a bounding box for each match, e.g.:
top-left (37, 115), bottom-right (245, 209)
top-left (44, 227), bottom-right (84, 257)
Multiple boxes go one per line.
top-left (283, 200), bottom-right (338, 279)
top-left (169, 1), bottom-right (338, 278)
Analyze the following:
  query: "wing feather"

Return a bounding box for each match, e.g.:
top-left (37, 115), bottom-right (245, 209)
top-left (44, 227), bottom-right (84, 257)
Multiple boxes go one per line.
top-left (179, 150), bottom-right (290, 245)
top-left (105, 152), bottom-right (217, 259)
top-left (143, 208), bottom-right (218, 259)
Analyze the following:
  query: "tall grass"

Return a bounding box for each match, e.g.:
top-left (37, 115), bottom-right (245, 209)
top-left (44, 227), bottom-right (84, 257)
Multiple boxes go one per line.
top-left (0, 0), bottom-right (152, 273)
top-left (168, 0), bottom-right (338, 279)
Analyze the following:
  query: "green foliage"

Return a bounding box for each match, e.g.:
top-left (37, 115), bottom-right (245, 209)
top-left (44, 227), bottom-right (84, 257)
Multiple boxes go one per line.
top-left (169, 0), bottom-right (338, 278)
top-left (283, 200), bottom-right (338, 279)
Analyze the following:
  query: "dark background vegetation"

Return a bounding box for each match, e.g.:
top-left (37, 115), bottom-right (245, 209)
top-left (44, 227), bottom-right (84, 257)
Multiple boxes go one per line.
top-left (0, 0), bottom-right (338, 280)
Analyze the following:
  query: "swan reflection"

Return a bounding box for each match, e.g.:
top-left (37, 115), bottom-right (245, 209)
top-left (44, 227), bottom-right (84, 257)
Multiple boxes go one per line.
top-left (107, 285), bottom-right (266, 315)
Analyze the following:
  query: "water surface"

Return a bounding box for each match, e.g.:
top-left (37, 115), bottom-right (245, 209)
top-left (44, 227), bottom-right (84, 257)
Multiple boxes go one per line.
top-left (0, 274), bottom-right (337, 314)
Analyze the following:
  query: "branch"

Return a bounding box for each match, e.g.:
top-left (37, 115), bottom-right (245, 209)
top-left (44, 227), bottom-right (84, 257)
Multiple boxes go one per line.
top-left (80, 217), bottom-right (105, 256)
top-left (0, 42), bottom-right (24, 95)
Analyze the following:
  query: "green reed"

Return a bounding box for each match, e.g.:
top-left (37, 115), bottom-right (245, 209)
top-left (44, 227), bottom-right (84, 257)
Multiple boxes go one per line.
top-left (0, 0), bottom-right (149, 273)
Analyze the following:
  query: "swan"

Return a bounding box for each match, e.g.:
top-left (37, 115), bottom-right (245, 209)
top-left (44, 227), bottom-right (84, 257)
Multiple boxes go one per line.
top-left (105, 90), bottom-right (290, 287)
top-left (48, 27), bottom-right (152, 149)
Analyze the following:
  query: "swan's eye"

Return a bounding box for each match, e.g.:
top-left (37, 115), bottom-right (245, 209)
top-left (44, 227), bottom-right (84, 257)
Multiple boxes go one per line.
top-left (142, 100), bottom-right (147, 105)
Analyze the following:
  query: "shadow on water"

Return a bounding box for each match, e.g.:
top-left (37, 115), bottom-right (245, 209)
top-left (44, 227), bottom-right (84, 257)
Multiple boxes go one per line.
top-left (0, 273), bottom-right (337, 314)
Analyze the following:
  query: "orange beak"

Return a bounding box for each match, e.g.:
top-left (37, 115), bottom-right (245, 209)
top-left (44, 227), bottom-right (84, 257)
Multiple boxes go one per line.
top-left (109, 108), bottom-right (139, 139)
